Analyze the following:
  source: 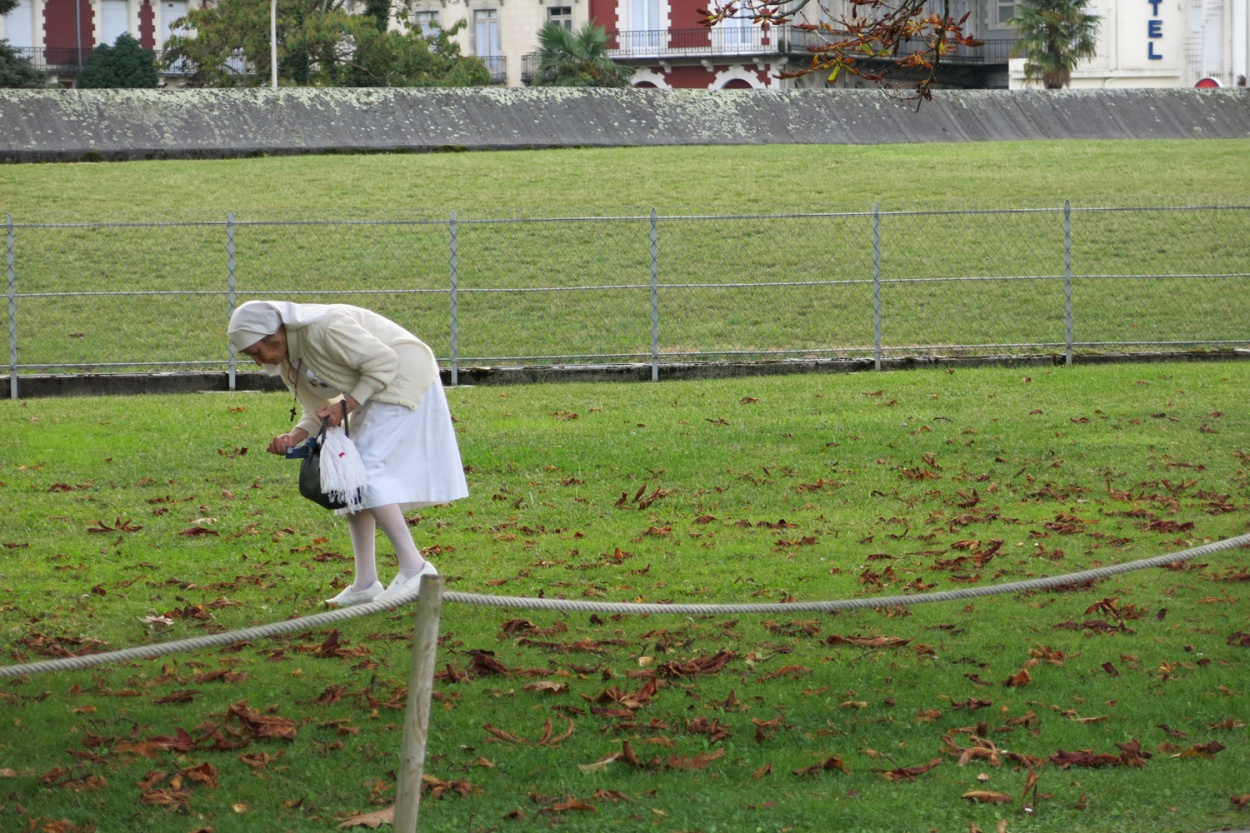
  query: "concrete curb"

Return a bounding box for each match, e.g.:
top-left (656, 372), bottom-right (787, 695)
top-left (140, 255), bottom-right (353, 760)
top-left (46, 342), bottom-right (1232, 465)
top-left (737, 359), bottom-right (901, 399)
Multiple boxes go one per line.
top-left (5, 350), bottom-right (1248, 399)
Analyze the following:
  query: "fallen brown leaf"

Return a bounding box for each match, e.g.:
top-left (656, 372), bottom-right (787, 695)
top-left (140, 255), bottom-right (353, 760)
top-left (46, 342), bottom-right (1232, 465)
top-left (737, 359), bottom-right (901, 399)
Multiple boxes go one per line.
top-left (483, 723), bottom-right (525, 744)
top-left (179, 762), bottom-right (219, 788)
top-left (337, 805), bottom-right (394, 828)
top-left (1049, 749), bottom-right (1121, 768)
top-left (225, 701), bottom-right (298, 740)
top-left (523, 681), bottom-right (569, 695)
top-left (139, 788), bottom-right (191, 809)
top-left (545, 796), bottom-right (597, 813)
top-left (875, 758), bottom-right (942, 781)
top-left (538, 717), bottom-right (575, 747)
top-left (1002, 668), bottom-right (1031, 688)
top-left (1174, 741), bottom-right (1226, 759)
top-left (665, 747), bottom-right (726, 770)
top-left (793, 756), bottom-right (850, 776)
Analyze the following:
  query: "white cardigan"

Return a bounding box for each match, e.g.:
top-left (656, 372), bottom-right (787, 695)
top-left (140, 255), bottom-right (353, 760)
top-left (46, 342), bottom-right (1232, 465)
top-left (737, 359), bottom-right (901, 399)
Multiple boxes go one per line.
top-left (280, 306), bottom-right (439, 436)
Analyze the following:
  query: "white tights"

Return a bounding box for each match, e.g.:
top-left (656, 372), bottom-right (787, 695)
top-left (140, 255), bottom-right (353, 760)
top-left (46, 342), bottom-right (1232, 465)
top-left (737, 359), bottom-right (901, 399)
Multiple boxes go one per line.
top-left (345, 503), bottom-right (425, 590)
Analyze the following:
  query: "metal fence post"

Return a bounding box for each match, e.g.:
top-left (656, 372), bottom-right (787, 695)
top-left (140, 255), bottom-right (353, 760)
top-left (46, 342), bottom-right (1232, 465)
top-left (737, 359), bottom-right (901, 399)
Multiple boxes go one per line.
top-left (6, 215), bottom-right (16, 400)
top-left (226, 212), bottom-right (238, 390)
top-left (1063, 200), bottom-right (1073, 366)
top-left (392, 576), bottom-right (445, 832)
top-left (649, 208), bottom-right (659, 382)
top-left (872, 203), bottom-right (882, 372)
top-left (448, 212), bottom-right (459, 386)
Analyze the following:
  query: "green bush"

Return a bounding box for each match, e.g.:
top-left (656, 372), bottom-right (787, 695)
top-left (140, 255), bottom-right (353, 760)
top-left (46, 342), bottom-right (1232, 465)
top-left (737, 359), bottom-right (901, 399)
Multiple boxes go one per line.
top-left (0, 39), bottom-right (45, 88)
top-left (76, 32), bottom-right (159, 89)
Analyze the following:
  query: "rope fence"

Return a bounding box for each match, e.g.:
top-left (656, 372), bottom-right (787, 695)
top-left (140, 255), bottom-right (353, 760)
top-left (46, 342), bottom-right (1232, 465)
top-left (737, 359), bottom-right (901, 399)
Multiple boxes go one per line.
top-left (4, 531), bottom-right (1248, 680)
top-left (5, 531), bottom-right (1249, 831)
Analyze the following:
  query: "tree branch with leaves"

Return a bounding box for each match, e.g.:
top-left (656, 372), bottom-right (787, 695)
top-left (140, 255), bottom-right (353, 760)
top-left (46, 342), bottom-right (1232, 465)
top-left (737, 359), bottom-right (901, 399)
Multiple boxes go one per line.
top-left (699, 0), bottom-right (985, 102)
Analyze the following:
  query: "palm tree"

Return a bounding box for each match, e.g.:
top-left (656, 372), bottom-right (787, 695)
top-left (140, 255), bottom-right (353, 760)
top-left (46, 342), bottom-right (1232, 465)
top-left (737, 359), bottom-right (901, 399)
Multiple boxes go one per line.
top-left (1009, 0), bottom-right (1100, 89)
top-left (531, 23), bottom-right (634, 88)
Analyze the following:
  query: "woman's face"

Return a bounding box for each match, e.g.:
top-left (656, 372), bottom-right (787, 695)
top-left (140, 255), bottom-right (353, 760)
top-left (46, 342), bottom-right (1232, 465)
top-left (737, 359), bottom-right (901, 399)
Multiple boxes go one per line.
top-left (240, 331), bottom-right (288, 366)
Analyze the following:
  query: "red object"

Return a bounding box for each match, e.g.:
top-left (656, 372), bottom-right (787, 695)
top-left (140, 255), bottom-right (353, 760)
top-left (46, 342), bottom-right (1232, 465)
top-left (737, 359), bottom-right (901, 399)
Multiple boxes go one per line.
top-left (1195, 77), bottom-right (1222, 88)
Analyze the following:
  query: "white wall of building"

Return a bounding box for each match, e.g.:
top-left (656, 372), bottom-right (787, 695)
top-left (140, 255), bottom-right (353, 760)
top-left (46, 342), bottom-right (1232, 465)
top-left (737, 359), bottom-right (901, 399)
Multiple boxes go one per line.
top-left (1012, 0), bottom-right (1248, 88)
top-left (1, 0), bottom-right (37, 49)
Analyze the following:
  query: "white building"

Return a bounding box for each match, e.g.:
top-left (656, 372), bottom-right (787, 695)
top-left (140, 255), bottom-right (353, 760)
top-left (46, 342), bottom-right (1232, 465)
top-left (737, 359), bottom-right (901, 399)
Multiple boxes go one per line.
top-left (1009, 0), bottom-right (1250, 88)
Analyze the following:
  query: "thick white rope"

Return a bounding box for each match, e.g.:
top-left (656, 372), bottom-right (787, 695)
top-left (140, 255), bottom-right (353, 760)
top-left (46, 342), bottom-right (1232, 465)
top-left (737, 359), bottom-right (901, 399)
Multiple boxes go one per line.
top-left (2, 532), bottom-right (1247, 680)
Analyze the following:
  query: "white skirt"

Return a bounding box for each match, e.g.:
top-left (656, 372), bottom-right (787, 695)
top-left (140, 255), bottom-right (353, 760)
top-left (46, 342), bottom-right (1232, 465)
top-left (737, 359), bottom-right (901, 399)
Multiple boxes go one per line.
top-left (336, 382), bottom-right (468, 515)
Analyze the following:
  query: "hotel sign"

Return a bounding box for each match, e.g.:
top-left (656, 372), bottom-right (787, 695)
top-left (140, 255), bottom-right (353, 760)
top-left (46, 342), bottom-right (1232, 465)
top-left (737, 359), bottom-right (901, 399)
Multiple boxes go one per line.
top-left (1147, 0), bottom-right (1164, 59)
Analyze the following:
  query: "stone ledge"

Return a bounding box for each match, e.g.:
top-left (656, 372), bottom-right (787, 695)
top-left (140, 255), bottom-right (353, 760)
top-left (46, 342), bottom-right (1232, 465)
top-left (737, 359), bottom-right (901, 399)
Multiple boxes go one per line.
top-left (5, 350), bottom-right (1246, 399)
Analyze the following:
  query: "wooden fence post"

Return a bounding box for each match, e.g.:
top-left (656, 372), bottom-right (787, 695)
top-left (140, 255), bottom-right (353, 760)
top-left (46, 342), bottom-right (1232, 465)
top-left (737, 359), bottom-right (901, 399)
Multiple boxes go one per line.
top-left (393, 576), bottom-right (444, 832)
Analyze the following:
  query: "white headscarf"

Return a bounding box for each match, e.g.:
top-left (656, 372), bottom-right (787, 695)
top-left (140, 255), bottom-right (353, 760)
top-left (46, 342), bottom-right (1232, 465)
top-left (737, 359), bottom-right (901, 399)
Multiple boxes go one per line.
top-left (227, 301), bottom-right (336, 353)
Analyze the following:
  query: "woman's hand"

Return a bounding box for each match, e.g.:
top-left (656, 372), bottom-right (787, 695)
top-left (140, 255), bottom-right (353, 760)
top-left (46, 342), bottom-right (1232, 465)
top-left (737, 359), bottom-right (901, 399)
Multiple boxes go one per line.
top-left (267, 428), bottom-right (309, 455)
top-left (316, 396), bottom-right (359, 428)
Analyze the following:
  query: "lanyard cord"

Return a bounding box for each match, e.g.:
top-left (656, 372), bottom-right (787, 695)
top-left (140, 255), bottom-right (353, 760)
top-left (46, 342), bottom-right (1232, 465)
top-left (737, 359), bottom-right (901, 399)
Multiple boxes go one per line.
top-left (287, 358), bottom-right (302, 423)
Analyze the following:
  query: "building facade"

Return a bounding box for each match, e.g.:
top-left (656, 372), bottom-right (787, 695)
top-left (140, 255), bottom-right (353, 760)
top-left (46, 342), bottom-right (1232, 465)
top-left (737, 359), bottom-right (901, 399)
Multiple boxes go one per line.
top-left (2, 0), bottom-right (189, 84)
top-left (1009, 0), bottom-right (1249, 89)
top-left (3, 0), bottom-right (1247, 90)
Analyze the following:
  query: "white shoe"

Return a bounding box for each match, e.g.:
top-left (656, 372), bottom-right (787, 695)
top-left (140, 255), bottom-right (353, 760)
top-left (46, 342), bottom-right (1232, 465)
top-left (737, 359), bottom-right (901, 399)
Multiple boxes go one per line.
top-left (325, 580), bottom-right (383, 607)
top-left (375, 562), bottom-right (438, 604)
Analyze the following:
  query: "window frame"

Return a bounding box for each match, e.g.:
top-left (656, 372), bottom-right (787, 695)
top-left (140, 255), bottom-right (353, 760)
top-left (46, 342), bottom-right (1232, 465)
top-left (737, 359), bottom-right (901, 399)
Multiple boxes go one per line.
top-left (546, 5), bottom-right (573, 29)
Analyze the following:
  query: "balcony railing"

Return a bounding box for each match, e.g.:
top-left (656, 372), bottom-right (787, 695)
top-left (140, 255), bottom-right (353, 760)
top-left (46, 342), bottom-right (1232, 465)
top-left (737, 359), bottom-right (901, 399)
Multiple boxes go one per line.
top-left (603, 27), bottom-right (1016, 65)
top-left (478, 55), bottom-right (507, 84)
top-left (7, 46), bottom-right (249, 76)
top-left (887, 37), bottom-right (1018, 65)
top-left (9, 45), bottom-right (92, 71)
top-left (604, 25), bottom-right (813, 59)
top-left (521, 51), bottom-right (539, 84)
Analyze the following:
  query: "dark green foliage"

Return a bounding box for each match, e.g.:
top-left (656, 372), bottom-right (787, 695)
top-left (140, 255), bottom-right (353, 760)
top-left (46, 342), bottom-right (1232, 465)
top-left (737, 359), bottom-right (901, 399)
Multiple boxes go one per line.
top-left (531, 23), bottom-right (634, 87)
top-left (363, 0), bottom-right (389, 32)
top-left (315, 19), bottom-right (491, 88)
top-left (76, 33), bottom-right (159, 88)
top-left (161, 0), bottom-right (489, 88)
top-left (0, 39), bottom-right (45, 88)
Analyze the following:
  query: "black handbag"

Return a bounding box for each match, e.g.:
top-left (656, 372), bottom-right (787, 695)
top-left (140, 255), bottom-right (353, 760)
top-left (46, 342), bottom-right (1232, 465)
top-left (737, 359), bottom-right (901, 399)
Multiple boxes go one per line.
top-left (297, 402), bottom-right (350, 511)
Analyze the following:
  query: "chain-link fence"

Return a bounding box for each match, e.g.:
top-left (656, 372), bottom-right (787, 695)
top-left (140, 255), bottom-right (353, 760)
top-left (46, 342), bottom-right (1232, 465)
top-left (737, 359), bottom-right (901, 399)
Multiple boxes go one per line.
top-left (5, 202), bottom-right (1249, 397)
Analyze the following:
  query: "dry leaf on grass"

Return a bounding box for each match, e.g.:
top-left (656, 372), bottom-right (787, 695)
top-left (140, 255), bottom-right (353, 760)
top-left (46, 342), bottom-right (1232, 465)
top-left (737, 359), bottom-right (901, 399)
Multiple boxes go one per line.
top-left (874, 758), bottom-right (942, 781)
top-left (338, 805), bottom-right (394, 828)
top-left (793, 756), bottom-right (850, 776)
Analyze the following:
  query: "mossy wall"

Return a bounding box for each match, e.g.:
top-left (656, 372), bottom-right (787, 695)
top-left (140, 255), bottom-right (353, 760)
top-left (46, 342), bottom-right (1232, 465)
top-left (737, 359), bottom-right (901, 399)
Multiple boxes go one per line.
top-left (0, 87), bottom-right (1247, 162)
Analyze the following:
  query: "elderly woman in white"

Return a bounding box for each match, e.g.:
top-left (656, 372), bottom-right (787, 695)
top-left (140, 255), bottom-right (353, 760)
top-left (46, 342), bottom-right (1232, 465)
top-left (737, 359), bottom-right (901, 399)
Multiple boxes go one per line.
top-left (227, 301), bottom-right (467, 606)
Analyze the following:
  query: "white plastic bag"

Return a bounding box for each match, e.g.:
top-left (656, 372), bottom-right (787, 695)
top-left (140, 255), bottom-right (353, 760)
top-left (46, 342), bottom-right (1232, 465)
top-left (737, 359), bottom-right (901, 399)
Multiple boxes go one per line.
top-left (319, 427), bottom-right (368, 513)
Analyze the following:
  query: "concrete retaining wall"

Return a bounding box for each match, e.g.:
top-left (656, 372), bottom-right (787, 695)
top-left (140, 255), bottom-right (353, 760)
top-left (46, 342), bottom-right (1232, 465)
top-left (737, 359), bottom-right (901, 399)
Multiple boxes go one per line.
top-left (5, 350), bottom-right (1249, 399)
top-left (1, 87), bottom-right (1248, 162)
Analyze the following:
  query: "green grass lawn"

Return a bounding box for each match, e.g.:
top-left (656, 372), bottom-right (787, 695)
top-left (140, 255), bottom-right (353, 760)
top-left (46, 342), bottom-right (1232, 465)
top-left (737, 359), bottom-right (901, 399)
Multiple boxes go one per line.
top-left (4, 141), bottom-right (1250, 372)
top-left (2, 363), bottom-right (1248, 832)
top-left (3, 140), bottom-right (1250, 218)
